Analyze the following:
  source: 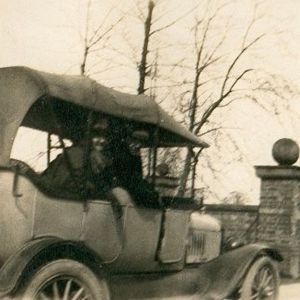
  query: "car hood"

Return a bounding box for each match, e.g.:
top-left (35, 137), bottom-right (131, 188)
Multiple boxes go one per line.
top-left (190, 212), bottom-right (221, 232)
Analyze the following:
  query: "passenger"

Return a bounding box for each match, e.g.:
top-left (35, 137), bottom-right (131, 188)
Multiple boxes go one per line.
top-left (40, 120), bottom-right (112, 198)
top-left (89, 125), bottom-right (114, 197)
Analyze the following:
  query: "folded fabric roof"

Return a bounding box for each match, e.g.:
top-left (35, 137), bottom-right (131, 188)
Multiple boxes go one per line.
top-left (0, 66), bottom-right (209, 165)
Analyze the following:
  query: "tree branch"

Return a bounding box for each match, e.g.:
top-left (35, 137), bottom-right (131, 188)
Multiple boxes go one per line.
top-left (220, 34), bottom-right (265, 97)
top-left (150, 3), bottom-right (198, 36)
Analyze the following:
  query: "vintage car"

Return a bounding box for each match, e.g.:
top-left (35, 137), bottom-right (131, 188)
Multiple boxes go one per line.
top-left (0, 66), bottom-right (282, 300)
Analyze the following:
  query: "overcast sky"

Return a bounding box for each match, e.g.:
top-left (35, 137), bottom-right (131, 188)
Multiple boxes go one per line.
top-left (1, 0), bottom-right (300, 203)
top-left (1, 0), bottom-right (300, 81)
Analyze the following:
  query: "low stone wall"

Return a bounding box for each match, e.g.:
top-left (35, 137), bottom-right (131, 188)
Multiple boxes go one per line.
top-left (205, 204), bottom-right (259, 243)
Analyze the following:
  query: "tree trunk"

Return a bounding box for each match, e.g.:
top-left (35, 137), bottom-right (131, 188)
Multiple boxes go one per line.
top-left (177, 146), bottom-right (193, 197)
top-left (81, 46), bottom-right (89, 75)
top-left (137, 0), bottom-right (154, 95)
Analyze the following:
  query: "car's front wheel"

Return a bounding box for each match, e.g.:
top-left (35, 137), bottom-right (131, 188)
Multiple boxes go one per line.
top-left (21, 259), bottom-right (110, 300)
top-left (239, 256), bottom-right (280, 300)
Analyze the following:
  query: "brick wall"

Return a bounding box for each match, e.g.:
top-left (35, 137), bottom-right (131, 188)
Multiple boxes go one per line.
top-left (202, 166), bottom-right (300, 278)
top-left (255, 167), bottom-right (300, 278)
top-left (205, 204), bottom-right (259, 243)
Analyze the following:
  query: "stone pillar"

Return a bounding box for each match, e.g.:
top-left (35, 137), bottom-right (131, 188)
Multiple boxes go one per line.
top-left (255, 138), bottom-right (300, 278)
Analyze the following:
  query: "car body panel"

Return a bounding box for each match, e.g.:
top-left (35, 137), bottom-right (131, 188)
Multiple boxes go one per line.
top-left (0, 233), bottom-right (280, 300)
top-left (0, 237), bottom-right (61, 296)
top-left (0, 169), bottom-right (190, 275)
top-left (109, 244), bottom-right (282, 300)
top-left (0, 171), bottom-right (35, 263)
top-left (33, 191), bottom-right (84, 240)
top-left (190, 211), bottom-right (221, 231)
top-left (107, 206), bottom-right (162, 272)
top-left (157, 209), bottom-right (190, 263)
top-left (185, 212), bottom-right (222, 264)
top-left (82, 200), bottom-right (123, 262)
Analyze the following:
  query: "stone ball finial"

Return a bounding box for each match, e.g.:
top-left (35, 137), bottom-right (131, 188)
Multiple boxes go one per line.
top-left (272, 138), bottom-right (299, 165)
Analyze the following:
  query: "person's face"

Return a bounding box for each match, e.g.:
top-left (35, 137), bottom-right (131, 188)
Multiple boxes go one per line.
top-left (92, 136), bottom-right (107, 151)
top-left (129, 140), bottom-right (141, 155)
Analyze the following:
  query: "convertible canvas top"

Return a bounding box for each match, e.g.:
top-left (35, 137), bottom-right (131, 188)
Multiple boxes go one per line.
top-left (0, 66), bottom-right (209, 166)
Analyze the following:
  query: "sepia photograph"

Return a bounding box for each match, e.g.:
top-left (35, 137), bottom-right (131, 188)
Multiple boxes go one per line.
top-left (0, 0), bottom-right (300, 299)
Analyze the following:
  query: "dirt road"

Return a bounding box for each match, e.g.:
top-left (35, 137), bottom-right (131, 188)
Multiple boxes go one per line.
top-left (279, 283), bottom-right (300, 299)
top-left (2, 283), bottom-right (299, 300)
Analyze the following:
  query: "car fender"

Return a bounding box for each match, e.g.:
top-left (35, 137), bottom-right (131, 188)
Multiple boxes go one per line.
top-left (0, 237), bottom-right (103, 296)
top-left (196, 243), bottom-right (282, 300)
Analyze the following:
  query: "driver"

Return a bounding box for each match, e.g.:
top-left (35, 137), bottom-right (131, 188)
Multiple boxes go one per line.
top-left (111, 130), bottom-right (159, 208)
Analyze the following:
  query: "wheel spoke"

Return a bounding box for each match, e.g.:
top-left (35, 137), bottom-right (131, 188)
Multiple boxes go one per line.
top-left (253, 273), bottom-right (261, 290)
top-left (63, 279), bottom-right (73, 300)
top-left (263, 274), bottom-right (273, 289)
top-left (239, 258), bottom-right (278, 300)
top-left (259, 268), bottom-right (275, 298)
top-left (251, 283), bottom-right (259, 295)
top-left (24, 260), bottom-right (105, 300)
top-left (39, 292), bottom-right (51, 300)
top-left (53, 281), bottom-right (60, 300)
top-left (250, 291), bottom-right (259, 300)
top-left (260, 269), bottom-right (268, 286)
top-left (71, 287), bottom-right (84, 300)
top-left (263, 285), bottom-right (274, 297)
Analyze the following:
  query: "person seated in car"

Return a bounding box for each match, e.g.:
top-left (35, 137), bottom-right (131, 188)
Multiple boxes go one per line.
top-left (110, 130), bottom-right (159, 208)
top-left (40, 120), bottom-right (112, 198)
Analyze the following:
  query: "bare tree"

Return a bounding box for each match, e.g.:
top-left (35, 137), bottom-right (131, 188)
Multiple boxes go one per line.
top-left (134, 0), bottom-right (198, 95)
top-left (72, 0), bottom-right (295, 201)
top-left (137, 0), bottom-right (155, 94)
top-left (222, 191), bottom-right (248, 205)
top-left (175, 2), bottom-right (295, 197)
top-left (130, 0), bottom-right (199, 175)
top-left (80, 0), bottom-right (124, 76)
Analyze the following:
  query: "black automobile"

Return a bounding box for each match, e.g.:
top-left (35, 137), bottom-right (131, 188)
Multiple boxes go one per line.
top-left (0, 66), bottom-right (282, 300)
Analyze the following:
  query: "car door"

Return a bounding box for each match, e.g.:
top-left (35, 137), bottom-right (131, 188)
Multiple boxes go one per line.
top-left (157, 208), bottom-right (190, 264)
top-left (33, 191), bottom-right (84, 241)
top-left (82, 187), bottom-right (190, 272)
top-left (83, 187), bottom-right (163, 272)
top-left (108, 204), bottom-right (163, 272)
top-left (110, 205), bottom-right (190, 272)
top-left (81, 198), bottom-right (124, 263)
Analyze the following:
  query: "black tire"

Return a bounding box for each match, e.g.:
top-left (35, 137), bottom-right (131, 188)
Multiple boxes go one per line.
top-left (239, 256), bottom-right (280, 300)
top-left (21, 259), bottom-right (110, 300)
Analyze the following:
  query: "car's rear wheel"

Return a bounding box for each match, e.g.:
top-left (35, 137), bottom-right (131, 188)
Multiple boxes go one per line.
top-left (21, 259), bottom-right (110, 300)
top-left (239, 256), bottom-right (279, 300)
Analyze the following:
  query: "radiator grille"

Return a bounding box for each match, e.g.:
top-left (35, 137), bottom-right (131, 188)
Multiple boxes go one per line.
top-left (186, 230), bottom-right (221, 263)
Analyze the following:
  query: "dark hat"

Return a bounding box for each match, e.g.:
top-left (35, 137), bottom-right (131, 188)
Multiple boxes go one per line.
top-left (91, 119), bottom-right (109, 136)
top-left (131, 130), bottom-right (149, 141)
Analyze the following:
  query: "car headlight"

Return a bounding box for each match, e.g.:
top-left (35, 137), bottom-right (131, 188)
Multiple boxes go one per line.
top-left (222, 236), bottom-right (245, 251)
